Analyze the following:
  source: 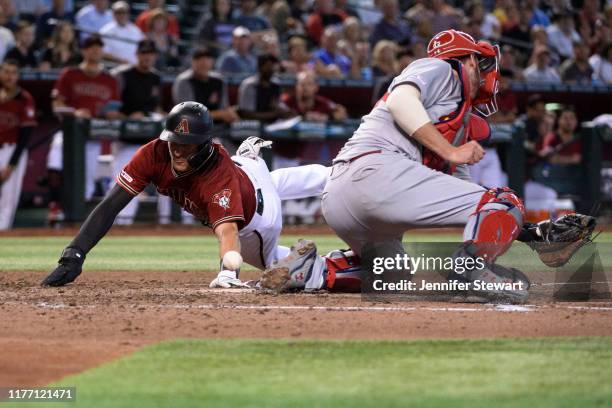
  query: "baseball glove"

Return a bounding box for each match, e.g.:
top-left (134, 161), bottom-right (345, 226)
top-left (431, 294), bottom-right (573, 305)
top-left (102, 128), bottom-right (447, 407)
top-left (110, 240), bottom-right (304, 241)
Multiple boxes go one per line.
top-left (522, 214), bottom-right (598, 268)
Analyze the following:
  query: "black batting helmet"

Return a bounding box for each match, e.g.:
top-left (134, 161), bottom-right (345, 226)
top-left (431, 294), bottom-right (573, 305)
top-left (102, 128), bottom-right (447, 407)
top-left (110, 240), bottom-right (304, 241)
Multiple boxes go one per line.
top-left (160, 101), bottom-right (213, 144)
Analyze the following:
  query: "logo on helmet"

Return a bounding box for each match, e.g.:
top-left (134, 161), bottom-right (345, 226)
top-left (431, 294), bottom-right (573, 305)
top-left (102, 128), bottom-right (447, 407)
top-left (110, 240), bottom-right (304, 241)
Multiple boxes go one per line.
top-left (174, 118), bottom-right (190, 134)
top-left (213, 189), bottom-right (232, 210)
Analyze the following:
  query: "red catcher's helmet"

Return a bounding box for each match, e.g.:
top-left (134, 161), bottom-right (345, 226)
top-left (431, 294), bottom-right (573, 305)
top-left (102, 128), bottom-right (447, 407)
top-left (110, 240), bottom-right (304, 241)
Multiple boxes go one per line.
top-left (427, 29), bottom-right (501, 117)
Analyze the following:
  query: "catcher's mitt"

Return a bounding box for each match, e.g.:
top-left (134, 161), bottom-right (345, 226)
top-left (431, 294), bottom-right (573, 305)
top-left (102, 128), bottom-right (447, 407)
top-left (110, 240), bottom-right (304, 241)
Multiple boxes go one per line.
top-left (522, 214), bottom-right (598, 268)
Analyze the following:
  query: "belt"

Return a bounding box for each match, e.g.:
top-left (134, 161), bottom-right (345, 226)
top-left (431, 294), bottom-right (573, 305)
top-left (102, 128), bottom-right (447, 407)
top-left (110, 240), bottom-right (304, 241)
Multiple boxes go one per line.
top-left (256, 188), bottom-right (264, 216)
top-left (348, 150), bottom-right (382, 163)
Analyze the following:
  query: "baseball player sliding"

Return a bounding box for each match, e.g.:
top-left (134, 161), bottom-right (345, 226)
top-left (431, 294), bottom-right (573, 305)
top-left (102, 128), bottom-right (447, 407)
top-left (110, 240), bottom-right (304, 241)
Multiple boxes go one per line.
top-left (259, 30), bottom-right (596, 302)
top-left (42, 102), bottom-right (329, 287)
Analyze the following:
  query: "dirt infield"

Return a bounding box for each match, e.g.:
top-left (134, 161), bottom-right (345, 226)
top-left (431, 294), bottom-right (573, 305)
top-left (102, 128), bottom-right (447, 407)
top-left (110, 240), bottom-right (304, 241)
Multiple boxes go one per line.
top-left (2, 270), bottom-right (612, 387)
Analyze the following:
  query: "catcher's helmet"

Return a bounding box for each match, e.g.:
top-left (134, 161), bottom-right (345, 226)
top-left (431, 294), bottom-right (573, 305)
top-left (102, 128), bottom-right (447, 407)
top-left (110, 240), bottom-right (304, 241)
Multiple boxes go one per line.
top-left (160, 101), bottom-right (213, 145)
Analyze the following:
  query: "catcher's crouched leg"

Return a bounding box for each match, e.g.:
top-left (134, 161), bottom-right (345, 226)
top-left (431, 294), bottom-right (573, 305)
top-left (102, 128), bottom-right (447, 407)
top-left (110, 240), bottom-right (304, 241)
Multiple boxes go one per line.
top-left (451, 187), bottom-right (531, 303)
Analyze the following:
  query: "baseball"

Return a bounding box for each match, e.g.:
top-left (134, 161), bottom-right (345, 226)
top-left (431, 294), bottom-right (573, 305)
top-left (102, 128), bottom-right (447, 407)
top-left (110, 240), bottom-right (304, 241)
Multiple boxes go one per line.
top-left (223, 250), bottom-right (243, 271)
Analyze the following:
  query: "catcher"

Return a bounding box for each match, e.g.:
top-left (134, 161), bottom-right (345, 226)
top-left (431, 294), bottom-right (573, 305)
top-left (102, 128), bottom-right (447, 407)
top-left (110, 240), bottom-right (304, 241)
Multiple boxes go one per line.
top-left (42, 102), bottom-right (329, 287)
top-left (258, 30), bottom-right (597, 302)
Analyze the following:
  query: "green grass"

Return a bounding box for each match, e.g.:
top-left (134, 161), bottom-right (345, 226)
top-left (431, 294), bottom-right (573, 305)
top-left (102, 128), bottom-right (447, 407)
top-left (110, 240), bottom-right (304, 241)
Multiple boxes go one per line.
top-left (1, 233), bottom-right (610, 272)
top-left (4, 337), bottom-right (611, 407)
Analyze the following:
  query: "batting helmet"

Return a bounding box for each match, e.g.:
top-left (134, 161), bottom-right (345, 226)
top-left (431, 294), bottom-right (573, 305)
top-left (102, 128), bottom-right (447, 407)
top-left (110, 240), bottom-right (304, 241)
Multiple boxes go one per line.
top-left (160, 101), bottom-right (213, 145)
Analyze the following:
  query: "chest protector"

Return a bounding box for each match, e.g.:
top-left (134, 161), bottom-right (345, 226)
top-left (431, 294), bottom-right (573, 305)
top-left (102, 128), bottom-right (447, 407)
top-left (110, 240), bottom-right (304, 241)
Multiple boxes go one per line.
top-left (422, 61), bottom-right (473, 174)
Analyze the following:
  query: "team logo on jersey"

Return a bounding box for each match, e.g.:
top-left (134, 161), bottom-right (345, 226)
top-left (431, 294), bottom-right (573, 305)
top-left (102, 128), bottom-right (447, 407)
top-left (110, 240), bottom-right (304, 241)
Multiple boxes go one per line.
top-left (213, 189), bottom-right (232, 210)
top-left (174, 118), bottom-right (190, 134)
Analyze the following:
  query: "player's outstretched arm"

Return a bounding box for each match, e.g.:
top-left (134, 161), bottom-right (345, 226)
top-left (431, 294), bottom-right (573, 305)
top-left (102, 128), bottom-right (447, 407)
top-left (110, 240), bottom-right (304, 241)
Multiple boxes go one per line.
top-left (41, 185), bottom-right (134, 287)
top-left (210, 222), bottom-right (250, 288)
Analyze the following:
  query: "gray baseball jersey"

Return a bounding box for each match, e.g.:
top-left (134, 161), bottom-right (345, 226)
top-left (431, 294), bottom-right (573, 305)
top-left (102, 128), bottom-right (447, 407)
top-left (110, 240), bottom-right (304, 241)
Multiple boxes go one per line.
top-left (322, 57), bottom-right (486, 256)
top-left (335, 58), bottom-right (462, 163)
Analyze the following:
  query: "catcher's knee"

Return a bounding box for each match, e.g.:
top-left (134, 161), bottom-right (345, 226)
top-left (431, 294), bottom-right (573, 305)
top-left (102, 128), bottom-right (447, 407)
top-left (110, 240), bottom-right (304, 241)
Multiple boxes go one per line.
top-left (464, 188), bottom-right (525, 261)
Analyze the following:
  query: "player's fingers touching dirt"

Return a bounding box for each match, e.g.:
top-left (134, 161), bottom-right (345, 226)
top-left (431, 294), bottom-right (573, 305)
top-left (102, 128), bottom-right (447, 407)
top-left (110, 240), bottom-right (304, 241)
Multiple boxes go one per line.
top-left (41, 247), bottom-right (85, 287)
top-left (448, 141), bottom-right (485, 165)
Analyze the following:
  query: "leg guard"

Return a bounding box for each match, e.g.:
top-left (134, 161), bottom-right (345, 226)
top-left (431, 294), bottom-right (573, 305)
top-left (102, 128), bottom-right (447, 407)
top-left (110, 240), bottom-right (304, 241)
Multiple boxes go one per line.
top-left (324, 249), bottom-right (362, 293)
top-left (463, 187), bottom-right (525, 262)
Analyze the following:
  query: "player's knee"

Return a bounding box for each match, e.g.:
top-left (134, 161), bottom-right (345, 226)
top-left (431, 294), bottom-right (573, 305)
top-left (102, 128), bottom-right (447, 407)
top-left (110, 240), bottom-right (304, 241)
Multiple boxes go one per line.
top-left (476, 187), bottom-right (525, 226)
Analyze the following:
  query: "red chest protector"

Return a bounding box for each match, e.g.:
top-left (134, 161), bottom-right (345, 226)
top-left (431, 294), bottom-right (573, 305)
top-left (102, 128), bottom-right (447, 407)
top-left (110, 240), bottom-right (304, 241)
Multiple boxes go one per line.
top-left (422, 62), bottom-right (472, 174)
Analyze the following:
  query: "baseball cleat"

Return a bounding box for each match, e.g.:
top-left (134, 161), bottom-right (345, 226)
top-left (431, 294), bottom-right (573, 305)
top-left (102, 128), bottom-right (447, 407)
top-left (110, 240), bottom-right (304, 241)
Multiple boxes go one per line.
top-left (447, 263), bottom-right (531, 304)
top-left (260, 239), bottom-right (319, 292)
top-left (237, 136), bottom-right (273, 160)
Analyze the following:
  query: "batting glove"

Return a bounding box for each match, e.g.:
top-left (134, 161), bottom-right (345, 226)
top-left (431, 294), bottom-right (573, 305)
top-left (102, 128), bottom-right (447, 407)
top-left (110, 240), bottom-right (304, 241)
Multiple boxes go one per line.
top-left (236, 136), bottom-right (273, 160)
top-left (41, 247), bottom-right (85, 287)
top-left (209, 270), bottom-right (251, 288)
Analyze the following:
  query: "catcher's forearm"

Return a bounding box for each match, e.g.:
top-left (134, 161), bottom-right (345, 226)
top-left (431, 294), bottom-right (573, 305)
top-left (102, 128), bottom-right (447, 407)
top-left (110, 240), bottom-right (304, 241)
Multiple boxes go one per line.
top-left (69, 185), bottom-right (134, 254)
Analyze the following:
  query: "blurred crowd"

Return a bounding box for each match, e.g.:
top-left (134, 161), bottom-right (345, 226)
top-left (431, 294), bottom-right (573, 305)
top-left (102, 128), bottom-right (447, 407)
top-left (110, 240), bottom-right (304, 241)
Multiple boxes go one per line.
top-left (0, 0), bottom-right (609, 84)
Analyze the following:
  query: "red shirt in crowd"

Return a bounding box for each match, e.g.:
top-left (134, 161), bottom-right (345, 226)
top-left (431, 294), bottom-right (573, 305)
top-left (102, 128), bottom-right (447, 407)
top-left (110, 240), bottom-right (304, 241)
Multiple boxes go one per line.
top-left (540, 132), bottom-right (582, 157)
top-left (0, 89), bottom-right (36, 144)
top-left (280, 93), bottom-right (337, 119)
top-left (116, 140), bottom-right (256, 230)
top-left (52, 67), bottom-right (120, 117)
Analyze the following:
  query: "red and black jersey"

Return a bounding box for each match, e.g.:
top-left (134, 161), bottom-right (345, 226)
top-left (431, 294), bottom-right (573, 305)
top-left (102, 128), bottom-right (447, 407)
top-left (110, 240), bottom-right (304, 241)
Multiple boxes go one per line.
top-left (52, 67), bottom-right (120, 116)
top-left (0, 89), bottom-right (36, 144)
top-left (116, 140), bottom-right (257, 230)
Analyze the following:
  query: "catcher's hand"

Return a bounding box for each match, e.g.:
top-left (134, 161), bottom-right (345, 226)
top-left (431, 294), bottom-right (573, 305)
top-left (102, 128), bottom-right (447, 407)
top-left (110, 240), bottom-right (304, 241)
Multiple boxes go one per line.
top-left (524, 213), bottom-right (598, 268)
top-left (209, 270), bottom-right (250, 288)
top-left (41, 247), bottom-right (85, 287)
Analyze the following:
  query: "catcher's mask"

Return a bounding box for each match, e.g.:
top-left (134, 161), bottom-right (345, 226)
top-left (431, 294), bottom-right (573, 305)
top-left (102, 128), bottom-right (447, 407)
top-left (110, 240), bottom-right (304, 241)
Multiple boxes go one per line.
top-left (427, 29), bottom-right (501, 117)
top-left (160, 101), bottom-right (216, 169)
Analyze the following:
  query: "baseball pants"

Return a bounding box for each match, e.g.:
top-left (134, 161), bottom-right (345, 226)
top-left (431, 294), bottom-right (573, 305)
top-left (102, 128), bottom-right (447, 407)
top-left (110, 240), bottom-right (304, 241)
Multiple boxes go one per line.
top-left (0, 144), bottom-right (27, 230)
top-left (47, 131), bottom-right (100, 200)
top-left (322, 151), bottom-right (486, 256)
top-left (232, 155), bottom-right (329, 270)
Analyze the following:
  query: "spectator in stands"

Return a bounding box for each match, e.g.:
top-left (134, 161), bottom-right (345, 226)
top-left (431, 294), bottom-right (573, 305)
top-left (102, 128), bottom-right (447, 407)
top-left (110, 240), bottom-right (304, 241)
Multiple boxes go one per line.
top-left (280, 70), bottom-right (347, 122)
top-left (75, 0), bottom-right (112, 40)
top-left (371, 40), bottom-right (397, 77)
top-left (39, 21), bottom-right (81, 69)
top-left (499, 45), bottom-right (522, 79)
top-left (110, 39), bottom-right (171, 225)
top-left (13, 0), bottom-right (47, 22)
top-left (525, 0), bottom-right (550, 28)
top-left (502, 5), bottom-right (531, 45)
top-left (46, 35), bottom-right (121, 222)
top-left (135, 0), bottom-right (178, 39)
top-left (146, 8), bottom-right (179, 70)
top-left (41, 0), bottom-right (74, 13)
top-left (576, 0), bottom-right (601, 50)
top-left (523, 47), bottom-right (561, 83)
top-left (215, 26), bottom-right (257, 75)
top-left (259, 31), bottom-right (281, 58)
top-left (306, 0), bottom-right (347, 45)
top-left (197, 0), bottom-right (236, 54)
top-left (256, 0), bottom-right (291, 39)
top-left (237, 53), bottom-right (290, 122)
top-left (36, 0), bottom-right (73, 47)
top-left (539, 107), bottom-right (582, 165)
top-left (369, 0), bottom-right (411, 47)
top-left (0, 59), bottom-right (36, 230)
top-left (5, 21), bottom-right (38, 68)
top-left (530, 25), bottom-right (550, 50)
top-left (590, 42), bottom-right (612, 84)
top-left (429, 0), bottom-right (461, 34)
top-left (520, 94), bottom-right (546, 148)
top-left (233, 0), bottom-right (270, 33)
top-left (491, 68), bottom-right (518, 124)
top-left (100, 1), bottom-right (144, 65)
top-left (312, 27), bottom-right (351, 79)
top-left (173, 47), bottom-right (239, 124)
top-left (546, 11), bottom-right (581, 60)
top-left (0, 8), bottom-right (15, 62)
top-left (342, 16), bottom-right (363, 55)
top-left (280, 35), bottom-right (310, 74)
top-left (465, 0), bottom-right (500, 40)
top-left (560, 42), bottom-right (594, 84)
